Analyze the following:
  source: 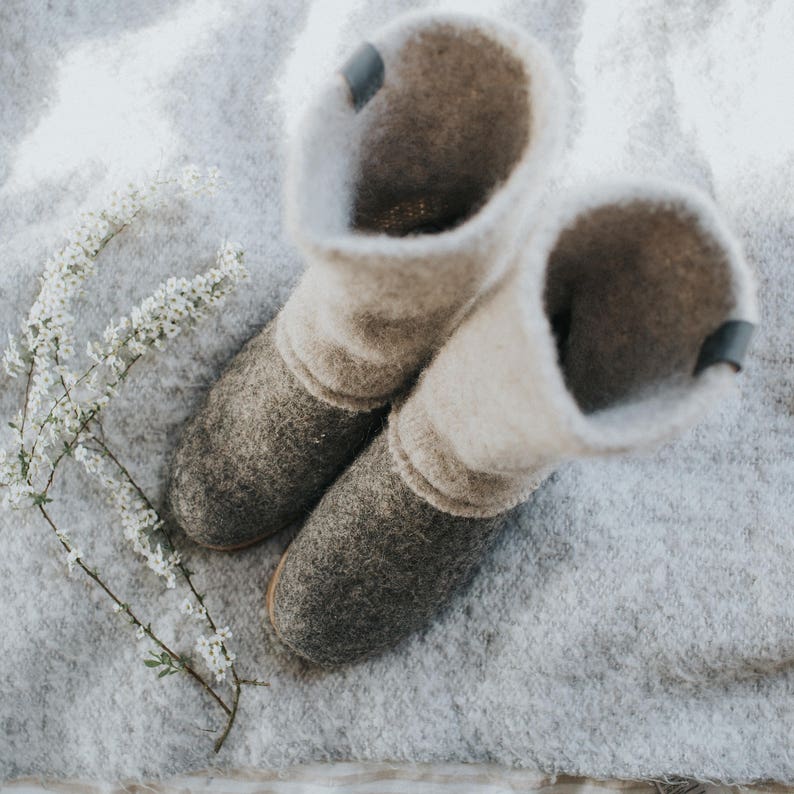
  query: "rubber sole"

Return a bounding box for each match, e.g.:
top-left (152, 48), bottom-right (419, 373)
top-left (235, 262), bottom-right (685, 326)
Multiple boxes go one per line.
top-left (196, 531), bottom-right (276, 552)
top-left (266, 547), bottom-right (290, 632)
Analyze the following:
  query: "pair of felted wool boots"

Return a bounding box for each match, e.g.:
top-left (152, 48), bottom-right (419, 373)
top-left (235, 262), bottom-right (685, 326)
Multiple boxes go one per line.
top-left (168, 12), bottom-right (757, 666)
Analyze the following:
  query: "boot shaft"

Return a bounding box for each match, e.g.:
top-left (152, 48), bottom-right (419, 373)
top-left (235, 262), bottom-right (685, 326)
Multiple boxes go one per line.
top-left (278, 12), bottom-right (567, 409)
top-left (393, 180), bottom-right (759, 516)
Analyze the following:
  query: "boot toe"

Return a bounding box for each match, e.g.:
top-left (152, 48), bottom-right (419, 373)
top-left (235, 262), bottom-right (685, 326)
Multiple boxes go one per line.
top-left (267, 432), bottom-right (504, 666)
top-left (167, 320), bottom-right (384, 550)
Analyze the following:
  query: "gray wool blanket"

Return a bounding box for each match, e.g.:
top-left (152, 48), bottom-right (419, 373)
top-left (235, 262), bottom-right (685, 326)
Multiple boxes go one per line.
top-left (1, 0), bottom-right (793, 785)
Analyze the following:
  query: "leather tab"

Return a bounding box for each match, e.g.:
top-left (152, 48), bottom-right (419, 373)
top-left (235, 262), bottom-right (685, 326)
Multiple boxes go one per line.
top-left (341, 43), bottom-right (384, 111)
top-left (694, 320), bottom-right (755, 375)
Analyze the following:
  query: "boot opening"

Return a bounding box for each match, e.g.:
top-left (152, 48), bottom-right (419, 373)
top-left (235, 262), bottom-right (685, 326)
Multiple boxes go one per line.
top-left (543, 202), bottom-right (734, 414)
top-left (351, 25), bottom-right (531, 236)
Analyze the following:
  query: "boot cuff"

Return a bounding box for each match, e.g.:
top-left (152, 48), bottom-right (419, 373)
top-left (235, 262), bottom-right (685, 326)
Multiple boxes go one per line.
top-left (284, 11), bottom-right (567, 271)
top-left (392, 179), bottom-right (758, 515)
top-left (516, 178), bottom-right (759, 459)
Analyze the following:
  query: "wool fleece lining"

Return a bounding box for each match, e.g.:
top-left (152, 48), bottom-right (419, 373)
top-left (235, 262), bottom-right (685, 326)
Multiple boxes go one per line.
top-left (353, 26), bottom-right (531, 235)
top-left (278, 11), bottom-right (566, 410)
top-left (545, 201), bottom-right (734, 414)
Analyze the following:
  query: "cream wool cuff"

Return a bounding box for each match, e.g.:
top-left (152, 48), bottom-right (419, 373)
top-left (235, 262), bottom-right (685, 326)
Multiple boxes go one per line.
top-left (267, 179), bottom-right (758, 666)
top-left (276, 10), bottom-right (567, 411)
top-left (390, 179), bottom-right (759, 517)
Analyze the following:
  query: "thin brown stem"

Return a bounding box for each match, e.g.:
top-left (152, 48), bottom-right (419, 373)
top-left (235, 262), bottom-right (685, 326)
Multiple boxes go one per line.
top-left (29, 334), bottom-right (139, 464)
top-left (86, 427), bottom-right (273, 751)
top-left (87, 429), bottom-right (253, 690)
top-left (214, 680), bottom-right (242, 753)
top-left (38, 356), bottom-right (142, 497)
top-left (88, 430), bottom-right (275, 754)
top-left (90, 430), bottom-right (223, 626)
top-left (37, 504), bottom-right (231, 717)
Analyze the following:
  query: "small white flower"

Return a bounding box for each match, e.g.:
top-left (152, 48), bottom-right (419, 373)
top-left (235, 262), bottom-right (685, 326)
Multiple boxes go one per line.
top-left (112, 603), bottom-right (124, 614)
top-left (194, 628), bottom-right (236, 682)
top-left (135, 625), bottom-right (146, 640)
top-left (179, 598), bottom-right (194, 616)
top-left (2, 334), bottom-right (24, 377)
top-left (66, 548), bottom-right (81, 573)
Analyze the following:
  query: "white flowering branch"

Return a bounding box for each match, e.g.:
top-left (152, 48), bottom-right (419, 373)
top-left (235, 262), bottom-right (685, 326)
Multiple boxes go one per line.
top-left (36, 503), bottom-right (232, 717)
top-left (0, 167), bottom-right (267, 753)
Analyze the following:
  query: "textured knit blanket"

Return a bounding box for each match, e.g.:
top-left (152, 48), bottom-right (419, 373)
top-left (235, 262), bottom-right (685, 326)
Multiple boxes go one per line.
top-left (1, 0), bottom-right (792, 785)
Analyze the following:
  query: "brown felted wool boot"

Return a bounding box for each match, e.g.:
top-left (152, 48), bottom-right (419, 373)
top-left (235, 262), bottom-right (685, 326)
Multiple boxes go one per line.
top-left (266, 180), bottom-right (758, 666)
top-left (167, 11), bottom-right (566, 550)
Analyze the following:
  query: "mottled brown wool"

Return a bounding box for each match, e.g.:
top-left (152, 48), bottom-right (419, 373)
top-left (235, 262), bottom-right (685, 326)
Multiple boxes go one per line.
top-left (167, 322), bottom-right (384, 549)
top-left (268, 431), bottom-right (506, 667)
top-left (268, 183), bottom-right (757, 666)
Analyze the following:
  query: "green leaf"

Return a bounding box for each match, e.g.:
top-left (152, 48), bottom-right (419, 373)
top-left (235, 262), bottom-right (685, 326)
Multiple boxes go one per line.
top-left (158, 668), bottom-right (170, 678)
top-left (144, 659), bottom-right (161, 668)
top-left (31, 493), bottom-right (53, 506)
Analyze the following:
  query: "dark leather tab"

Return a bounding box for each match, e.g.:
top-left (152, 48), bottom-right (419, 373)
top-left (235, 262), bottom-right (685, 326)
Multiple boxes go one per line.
top-left (341, 43), bottom-right (384, 111)
top-left (694, 320), bottom-right (755, 375)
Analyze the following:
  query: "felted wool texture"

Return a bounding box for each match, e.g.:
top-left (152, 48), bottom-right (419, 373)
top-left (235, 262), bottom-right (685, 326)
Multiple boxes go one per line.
top-left (391, 180), bottom-right (759, 518)
top-left (268, 430), bottom-right (507, 667)
top-left (277, 10), bottom-right (567, 410)
top-left (167, 321), bottom-right (384, 548)
top-left (167, 11), bottom-right (566, 547)
top-left (2, 0), bottom-right (794, 786)
top-left (271, 180), bottom-right (759, 665)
